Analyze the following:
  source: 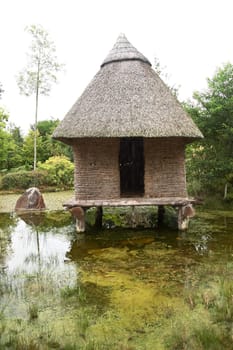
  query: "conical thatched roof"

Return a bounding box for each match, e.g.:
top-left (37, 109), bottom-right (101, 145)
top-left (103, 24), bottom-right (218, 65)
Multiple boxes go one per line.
top-left (53, 34), bottom-right (203, 141)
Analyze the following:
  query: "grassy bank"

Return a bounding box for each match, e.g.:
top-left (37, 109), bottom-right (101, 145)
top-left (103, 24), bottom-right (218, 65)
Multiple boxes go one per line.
top-left (0, 190), bottom-right (73, 213)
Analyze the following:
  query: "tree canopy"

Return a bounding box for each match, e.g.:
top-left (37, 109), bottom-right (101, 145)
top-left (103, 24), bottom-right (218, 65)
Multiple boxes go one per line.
top-left (0, 116), bottom-right (72, 172)
top-left (186, 62), bottom-right (233, 198)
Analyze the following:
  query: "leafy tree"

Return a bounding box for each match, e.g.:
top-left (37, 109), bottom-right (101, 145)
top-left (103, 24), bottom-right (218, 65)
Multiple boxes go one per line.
top-left (37, 119), bottom-right (72, 161)
top-left (21, 119), bottom-right (72, 166)
top-left (7, 124), bottom-right (24, 169)
top-left (0, 107), bottom-right (10, 169)
top-left (186, 62), bottom-right (233, 198)
top-left (22, 129), bottom-right (43, 169)
top-left (0, 109), bottom-right (22, 170)
top-left (8, 124), bottom-right (24, 147)
top-left (17, 24), bottom-right (64, 170)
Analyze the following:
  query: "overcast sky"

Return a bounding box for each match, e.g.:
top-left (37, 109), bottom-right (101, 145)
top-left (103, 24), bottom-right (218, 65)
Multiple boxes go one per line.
top-left (1, 0), bottom-right (233, 133)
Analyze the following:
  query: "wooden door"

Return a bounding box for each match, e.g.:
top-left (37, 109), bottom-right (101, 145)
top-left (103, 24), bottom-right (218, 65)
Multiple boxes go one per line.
top-left (119, 138), bottom-right (144, 196)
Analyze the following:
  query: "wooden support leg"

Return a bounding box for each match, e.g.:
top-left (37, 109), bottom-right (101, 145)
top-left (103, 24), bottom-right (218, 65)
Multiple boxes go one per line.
top-left (76, 215), bottom-right (85, 233)
top-left (95, 206), bottom-right (103, 229)
top-left (178, 206), bottom-right (189, 231)
top-left (157, 205), bottom-right (165, 228)
top-left (69, 206), bottom-right (86, 233)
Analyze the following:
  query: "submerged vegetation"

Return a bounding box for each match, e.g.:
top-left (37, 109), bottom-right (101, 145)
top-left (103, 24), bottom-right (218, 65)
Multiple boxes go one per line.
top-left (1, 209), bottom-right (233, 348)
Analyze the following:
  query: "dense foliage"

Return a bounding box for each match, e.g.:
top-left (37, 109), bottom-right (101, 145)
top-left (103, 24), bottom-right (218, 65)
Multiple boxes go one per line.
top-left (0, 156), bottom-right (74, 190)
top-left (38, 156), bottom-right (74, 188)
top-left (0, 170), bottom-right (48, 190)
top-left (0, 118), bottom-right (72, 173)
top-left (186, 62), bottom-right (233, 199)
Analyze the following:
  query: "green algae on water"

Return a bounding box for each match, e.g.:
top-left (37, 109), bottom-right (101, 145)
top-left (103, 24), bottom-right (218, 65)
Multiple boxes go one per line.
top-left (2, 209), bottom-right (233, 348)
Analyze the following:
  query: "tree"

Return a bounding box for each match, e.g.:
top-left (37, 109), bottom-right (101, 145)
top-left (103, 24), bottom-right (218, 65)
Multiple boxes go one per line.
top-left (0, 108), bottom-right (22, 170)
top-left (36, 119), bottom-right (72, 161)
top-left (7, 124), bottom-right (24, 169)
top-left (186, 62), bottom-right (233, 198)
top-left (17, 24), bottom-right (63, 170)
top-left (22, 129), bottom-right (43, 168)
top-left (0, 107), bottom-right (10, 169)
top-left (21, 118), bottom-right (72, 166)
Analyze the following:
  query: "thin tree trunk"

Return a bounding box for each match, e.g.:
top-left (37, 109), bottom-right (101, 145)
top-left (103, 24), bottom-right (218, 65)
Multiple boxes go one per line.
top-left (34, 60), bottom-right (40, 171)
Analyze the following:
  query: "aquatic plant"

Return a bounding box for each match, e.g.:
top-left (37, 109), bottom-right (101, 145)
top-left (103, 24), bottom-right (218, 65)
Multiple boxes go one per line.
top-left (3, 209), bottom-right (233, 349)
top-left (61, 284), bottom-right (86, 303)
top-left (213, 279), bottom-right (233, 323)
top-left (28, 303), bottom-right (39, 320)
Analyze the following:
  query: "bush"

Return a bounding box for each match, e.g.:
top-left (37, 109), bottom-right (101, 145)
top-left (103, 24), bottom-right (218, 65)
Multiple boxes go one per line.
top-left (38, 156), bottom-right (74, 188)
top-left (0, 156), bottom-right (74, 191)
top-left (0, 170), bottom-right (48, 190)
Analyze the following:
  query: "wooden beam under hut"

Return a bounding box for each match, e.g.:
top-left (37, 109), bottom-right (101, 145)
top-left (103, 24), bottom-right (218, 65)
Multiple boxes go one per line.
top-left (64, 197), bottom-right (196, 232)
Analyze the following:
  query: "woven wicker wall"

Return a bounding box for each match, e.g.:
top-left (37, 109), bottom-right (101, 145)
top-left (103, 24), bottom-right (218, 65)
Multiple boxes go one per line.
top-left (72, 137), bottom-right (187, 200)
top-left (73, 138), bottom-right (120, 200)
top-left (144, 138), bottom-right (187, 197)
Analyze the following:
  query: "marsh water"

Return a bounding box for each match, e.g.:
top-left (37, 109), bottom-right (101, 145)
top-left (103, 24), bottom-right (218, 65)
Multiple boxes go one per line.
top-left (1, 208), bottom-right (233, 349)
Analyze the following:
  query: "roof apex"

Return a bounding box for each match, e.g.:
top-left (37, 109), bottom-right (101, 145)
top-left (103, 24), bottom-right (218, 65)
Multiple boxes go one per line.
top-left (101, 33), bottom-right (151, 67)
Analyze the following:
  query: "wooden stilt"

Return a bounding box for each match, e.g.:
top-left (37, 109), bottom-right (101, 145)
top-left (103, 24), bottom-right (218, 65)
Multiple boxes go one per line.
top-left (157, 205), bottom-right (165, 228)
top-left (69, 206), bottom-right (86, 233)
top-left (95, 206), bottom-right (103, 229)
top-left (178, 205), bottom-right (190, 230)
top-left (76, 216), bottom-right (85, 232)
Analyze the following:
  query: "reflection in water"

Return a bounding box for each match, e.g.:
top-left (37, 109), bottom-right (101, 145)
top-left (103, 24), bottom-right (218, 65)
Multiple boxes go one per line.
top-left (2, 210), bottom-right (233, 348)
top-left (68, 231), bottom-right (156, 260)
top-left (0, 212), bottom-right (77, 305)
top-left (6, 219), bottom-right (71, 273)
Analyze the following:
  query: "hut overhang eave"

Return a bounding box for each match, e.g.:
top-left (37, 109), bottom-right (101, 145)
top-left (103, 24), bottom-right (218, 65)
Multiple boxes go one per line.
top-left (54, 134), bottom-right (202, 146)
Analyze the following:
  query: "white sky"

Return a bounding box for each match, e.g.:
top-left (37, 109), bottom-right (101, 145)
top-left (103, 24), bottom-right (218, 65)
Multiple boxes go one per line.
top-left (1, 0), bottom-right (233, 133)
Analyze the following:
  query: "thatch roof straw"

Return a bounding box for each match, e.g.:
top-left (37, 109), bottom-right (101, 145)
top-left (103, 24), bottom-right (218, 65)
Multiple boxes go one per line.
top-left (53, 34), bottom-right (203, 141)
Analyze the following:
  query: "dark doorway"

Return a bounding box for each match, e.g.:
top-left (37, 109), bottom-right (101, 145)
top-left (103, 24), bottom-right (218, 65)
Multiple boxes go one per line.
top-left (119, 137), bottom-right (144, 196)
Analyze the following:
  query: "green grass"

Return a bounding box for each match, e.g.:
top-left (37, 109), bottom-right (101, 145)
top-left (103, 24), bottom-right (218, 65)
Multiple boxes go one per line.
top-left (0, 190), bottom-right (73, 213)
top-left (1, 274), bottom-right (233, 349)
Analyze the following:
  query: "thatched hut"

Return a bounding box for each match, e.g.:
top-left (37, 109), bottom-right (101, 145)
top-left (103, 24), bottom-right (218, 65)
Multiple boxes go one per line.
top-left (53, 34), bottom-right (203, 231)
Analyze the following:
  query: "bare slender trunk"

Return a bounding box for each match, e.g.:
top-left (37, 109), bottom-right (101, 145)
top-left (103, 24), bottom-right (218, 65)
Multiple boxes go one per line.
top-left (34, 60), bottom-right (40, 171)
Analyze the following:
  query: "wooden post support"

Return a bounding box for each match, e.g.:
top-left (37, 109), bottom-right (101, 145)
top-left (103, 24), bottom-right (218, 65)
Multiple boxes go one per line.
top-left (178, 204), bottom-right (195, 230)
top-left (178, 206), bottom-right (189, 230)
top-left (157, 205), bottom-right (165, 228)
top-left (69, 206), bottom-right (86, 233)
top-left (95, 206), bottom-right (103, 229)
top-left (76, 215), bottom-right (85, 232)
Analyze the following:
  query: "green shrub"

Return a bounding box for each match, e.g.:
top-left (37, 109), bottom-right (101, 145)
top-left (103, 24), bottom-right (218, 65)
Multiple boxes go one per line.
top-left (0, 156), bottom-right (74, 191)
top-left (0, 170), bottom-right (48, 190)
top-left (38, 156), bottom-right (74, 188)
